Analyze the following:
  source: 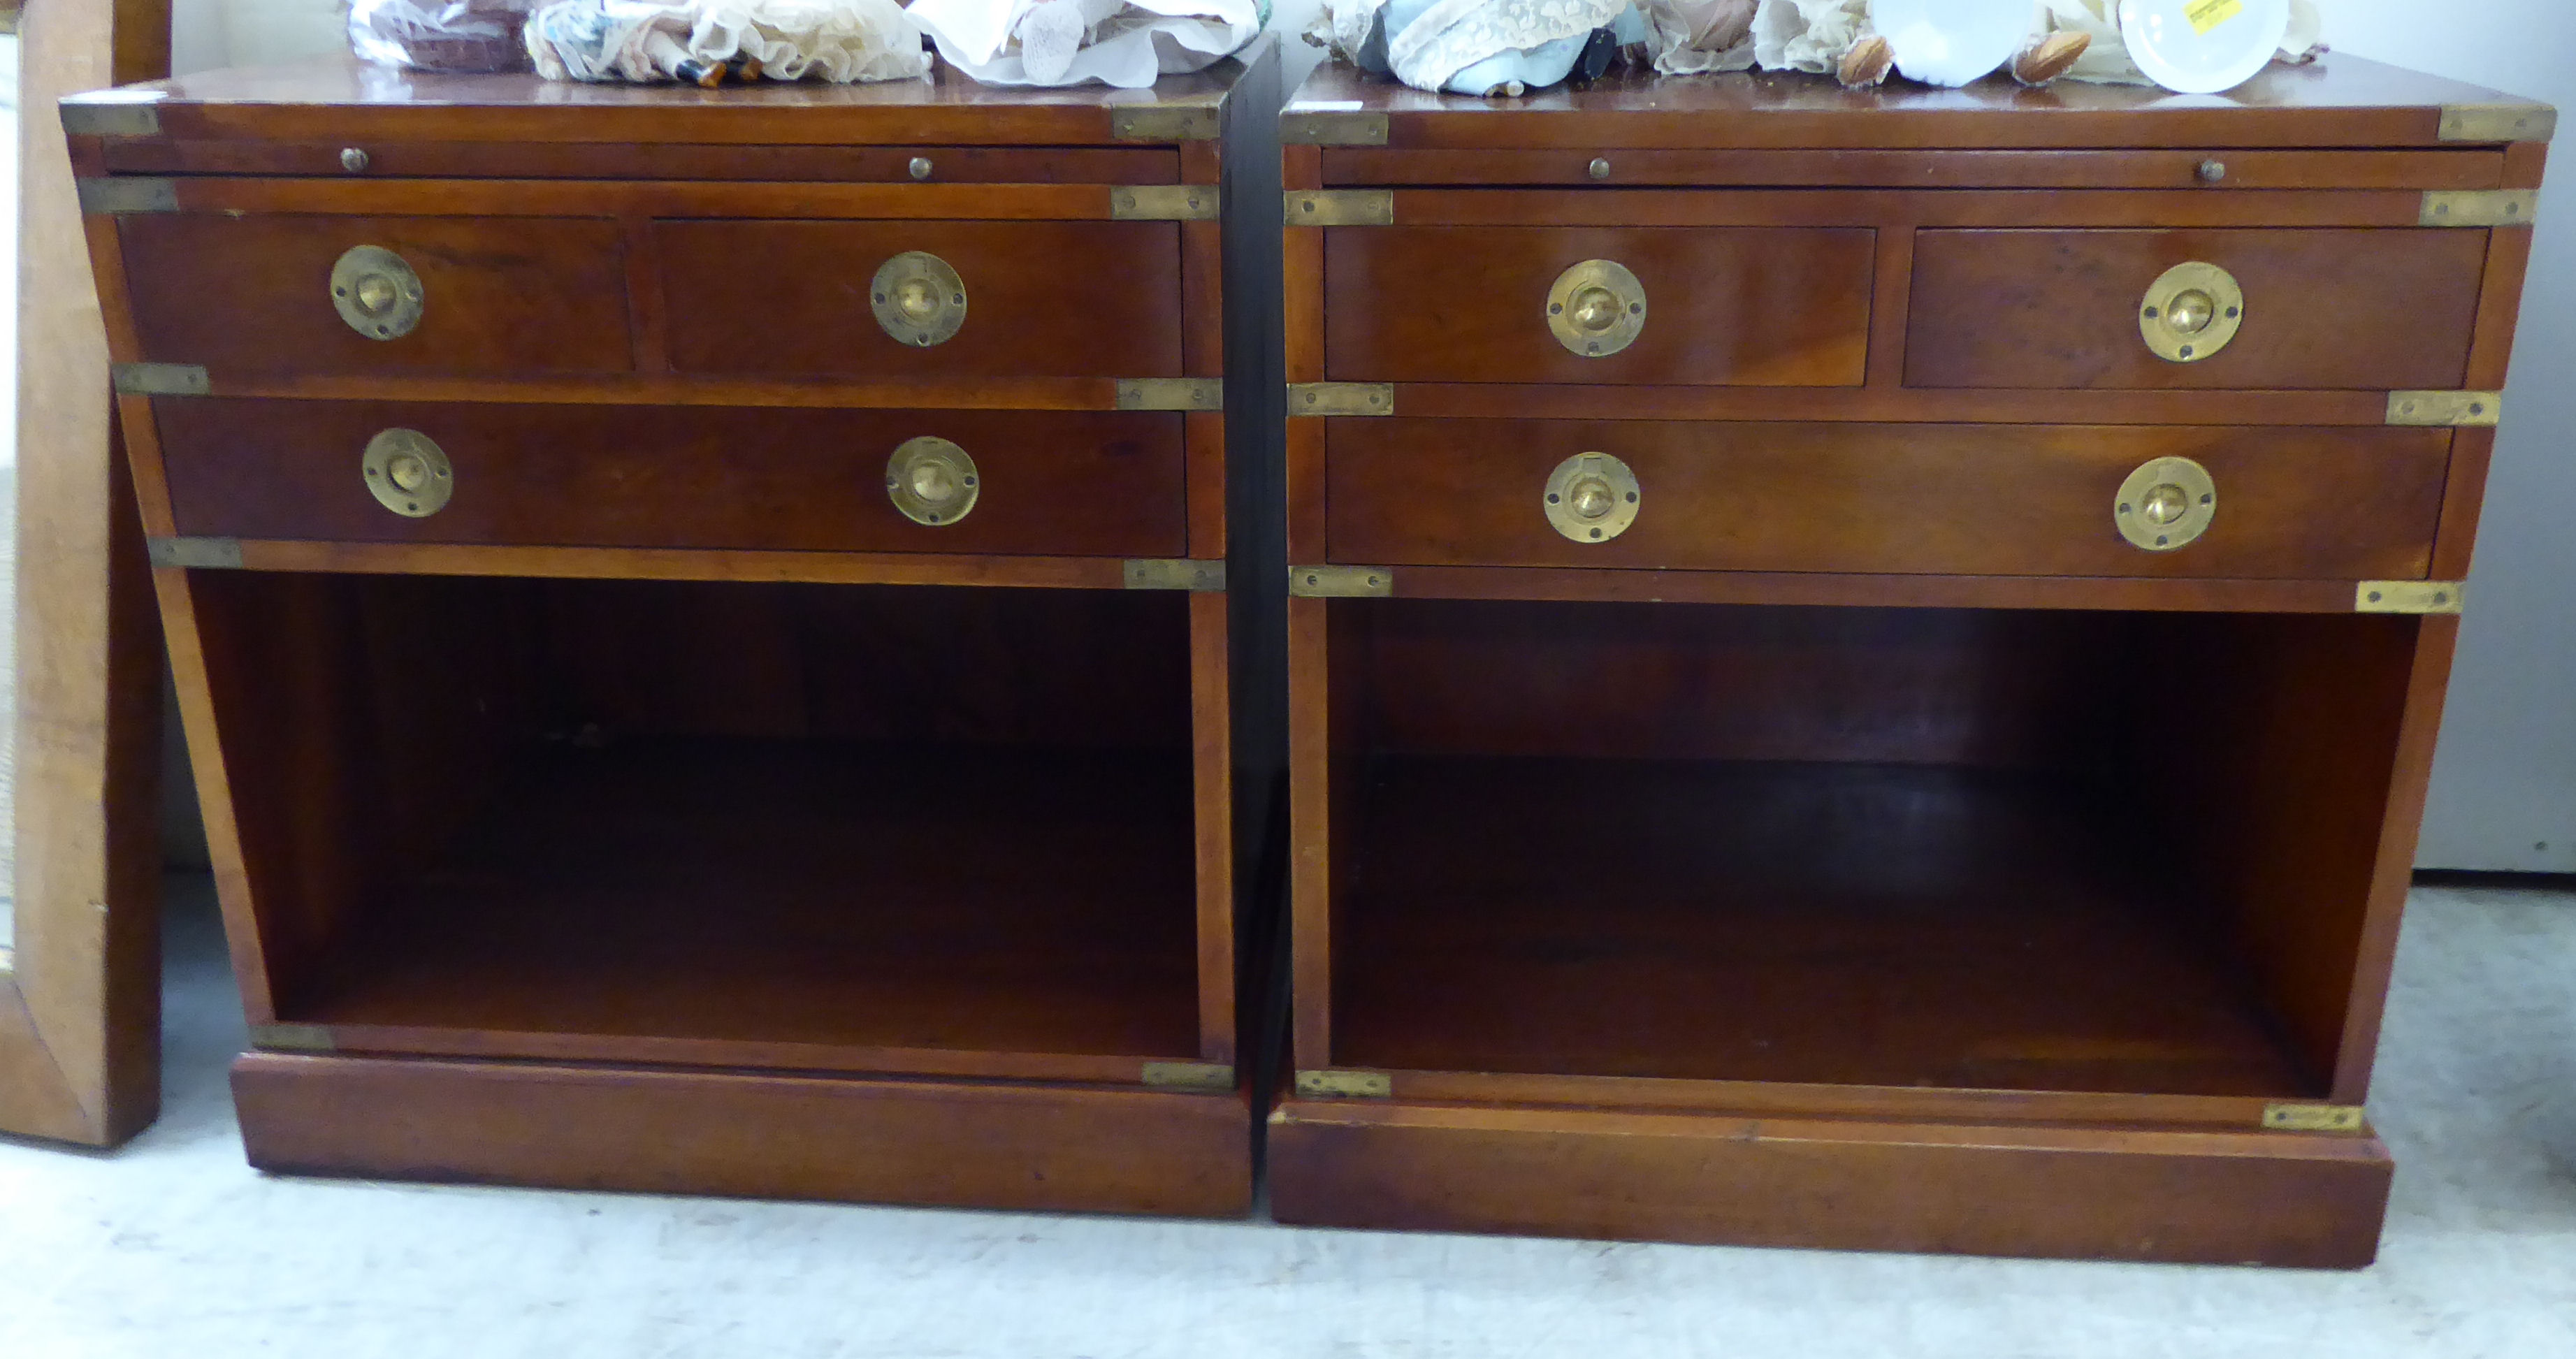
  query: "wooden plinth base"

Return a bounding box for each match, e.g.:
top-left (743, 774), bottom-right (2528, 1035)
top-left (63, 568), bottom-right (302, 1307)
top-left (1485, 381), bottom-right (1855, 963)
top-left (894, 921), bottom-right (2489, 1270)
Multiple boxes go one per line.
top-left (234, 1052), bottom-right (1252, 1218)
top-left (1268, 1097), bottom-right (2392, 1267)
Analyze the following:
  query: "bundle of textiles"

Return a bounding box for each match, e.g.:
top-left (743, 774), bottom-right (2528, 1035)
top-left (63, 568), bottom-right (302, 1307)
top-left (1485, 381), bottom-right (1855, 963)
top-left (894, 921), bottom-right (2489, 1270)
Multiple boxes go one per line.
top-left (1310, 0), bottom-right (2326, 99)
top-left (520, 0), bottom-right (932, 85)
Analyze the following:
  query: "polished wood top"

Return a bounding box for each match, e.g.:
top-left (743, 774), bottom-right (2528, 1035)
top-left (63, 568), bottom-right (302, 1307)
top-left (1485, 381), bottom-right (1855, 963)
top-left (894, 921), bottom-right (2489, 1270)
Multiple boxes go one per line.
top-left (1290, 54), bottom-right (2551, 150)
top-left (63, 37), bottom-right (1273, 147)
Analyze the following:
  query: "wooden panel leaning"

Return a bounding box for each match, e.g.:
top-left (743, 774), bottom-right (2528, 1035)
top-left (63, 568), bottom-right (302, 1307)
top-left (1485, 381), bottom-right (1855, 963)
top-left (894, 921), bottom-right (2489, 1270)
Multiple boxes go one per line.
top-left (66, 38), bottom-right (1283, 1218)
top-left (1273, 57), bottom-right (2549, 1266)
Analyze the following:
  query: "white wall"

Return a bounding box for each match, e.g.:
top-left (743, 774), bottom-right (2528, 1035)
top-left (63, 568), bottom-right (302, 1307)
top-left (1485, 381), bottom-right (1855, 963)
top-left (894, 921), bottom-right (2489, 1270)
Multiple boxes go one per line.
top-left (2326, 4), bottom-right (2576, 871)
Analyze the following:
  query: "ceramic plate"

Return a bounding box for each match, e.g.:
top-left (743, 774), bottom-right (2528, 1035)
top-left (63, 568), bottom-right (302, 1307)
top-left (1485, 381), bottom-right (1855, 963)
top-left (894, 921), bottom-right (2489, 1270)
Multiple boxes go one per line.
top-left (2119, 0), bottom-right (2292, 94)
top-left (1875, 0), bottom-right (2030, 87)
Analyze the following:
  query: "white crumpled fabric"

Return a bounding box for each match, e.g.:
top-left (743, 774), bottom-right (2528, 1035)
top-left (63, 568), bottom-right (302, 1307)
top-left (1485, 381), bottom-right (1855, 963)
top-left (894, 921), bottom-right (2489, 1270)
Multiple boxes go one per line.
top-left (1381, 0), bottom-right (1628, 92)
top-left (2033, 0), bottom-right (2327, 86)
top-left (906, 0), bottom-right (1259, 87)
top-left (1642, 0), bottom-right (1754, 75)
top-left (1750, 0), bottom-right (1866, 74)
top-left (525, 0), bottom-right (929, 81)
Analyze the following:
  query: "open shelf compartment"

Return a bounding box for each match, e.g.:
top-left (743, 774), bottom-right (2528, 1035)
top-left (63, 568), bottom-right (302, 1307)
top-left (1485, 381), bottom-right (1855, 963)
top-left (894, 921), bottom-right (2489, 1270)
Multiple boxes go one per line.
top-left (189, 572), bottom-right (1213, 1076)
top-left (1309, 598), bottom-right (2425, 1103)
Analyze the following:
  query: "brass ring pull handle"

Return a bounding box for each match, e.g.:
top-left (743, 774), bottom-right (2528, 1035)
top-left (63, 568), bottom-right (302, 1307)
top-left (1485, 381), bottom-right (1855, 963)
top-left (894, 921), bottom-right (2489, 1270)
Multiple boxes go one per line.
top-left (888, 436), bottom-right (979, 526)
top-left (331, 245), bottom-right (425, 341)
top-left (2115, 456), bottom-right (2216, 551)
top-left (362, 428), bottom-right (454, 518)
top-left (1546, 259), bottom-right (1647, 358)
top-left (2138, 261), bottom-right (2243, 363)
top-left (1544, 451), bottom-right (1641, 543)
top-left (871, 251), bottom-right (968, 348)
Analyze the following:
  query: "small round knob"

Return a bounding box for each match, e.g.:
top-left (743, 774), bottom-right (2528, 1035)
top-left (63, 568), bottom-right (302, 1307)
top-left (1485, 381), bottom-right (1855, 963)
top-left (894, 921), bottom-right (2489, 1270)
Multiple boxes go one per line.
top-left (1567, 476), bottom-right (1615, 520)
top-left (895, 276), bottom-right (943, 324)
top-left (1569, 286), bottom-right (1621, 334)
top-left (385, 449), bottom-right (433, 493)
top-left (909, 156), bottom-right (934, 181)
top-left (2139, 482), bottom-right (2191, 527)
top-left (1588, 157), bottom-right (1612, 180)
top-left (353, 272), bottom-right (399, 316)
top-left (341, 147), bottom-right (370, 173)
top-left (1544, 452), bottom-right (1641, 543)
top-left (2197, 159), bottom-right (2226, 183)
top-left (2163, 288), bottom-right (2215, 335)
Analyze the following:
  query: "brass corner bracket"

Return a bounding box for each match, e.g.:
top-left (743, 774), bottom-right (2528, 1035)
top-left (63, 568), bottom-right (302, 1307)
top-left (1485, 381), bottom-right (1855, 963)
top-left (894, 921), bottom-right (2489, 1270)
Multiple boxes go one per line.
top-left (2262, 1102), bottom-right (2366, 1133)
top-left (2387, 391), bottom-right (2501, 427)
top-left (75, 177), bottom-right (177, 215)
top-left (2421, 190), bottom-right (2538, 227)
top-left (1122, 559), bottom-right (1226, 592)
top-left (2357, 581), bottom-right (2465, 615)
top-left (1115, 377), bottom-right (1222, 412)
top-left (1141, 1061), bottom-right (1236, 1091)
top-left (1294, 1069), bottom-right (1392, 1098)
top-left (1111, 185), bottom-right (1217, 221)
top-left (1289, 565), bottom-right (1393, 598)
top-left (1109, 99), bottom-right (1222, 142)
top-left (112, 362), bottom-right (209, 396)
top-left (2438, 102), bottom-right (2557, 143)
top-left (1287, 382), bottom-right (1393, 417)
top-left (147, 537), bottom-right (245, 569)
top-left (1282, 110), bottom-right (1390, 146)
top-left (1285, 189), bottom-right (1394, 227)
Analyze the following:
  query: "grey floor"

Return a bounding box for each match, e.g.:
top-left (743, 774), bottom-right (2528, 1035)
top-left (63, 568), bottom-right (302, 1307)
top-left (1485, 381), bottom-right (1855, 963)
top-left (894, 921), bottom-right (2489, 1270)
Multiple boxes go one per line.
top-left (1, 876), bottom-right (2572, 1357)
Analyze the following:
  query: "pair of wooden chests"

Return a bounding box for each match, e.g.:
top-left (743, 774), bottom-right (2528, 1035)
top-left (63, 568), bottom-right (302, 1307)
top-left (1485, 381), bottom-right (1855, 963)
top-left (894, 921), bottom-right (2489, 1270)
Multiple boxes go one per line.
top-left (64, 43), bottom-right (2549, 1266)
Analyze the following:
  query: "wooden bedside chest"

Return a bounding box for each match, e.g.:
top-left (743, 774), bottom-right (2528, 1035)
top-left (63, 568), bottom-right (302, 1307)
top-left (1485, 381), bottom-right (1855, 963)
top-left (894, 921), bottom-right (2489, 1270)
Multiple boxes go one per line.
top-left (67, 43), bottom-right (1283, 1217)
top-left (1268, 59), bottom-right (2547, 1265)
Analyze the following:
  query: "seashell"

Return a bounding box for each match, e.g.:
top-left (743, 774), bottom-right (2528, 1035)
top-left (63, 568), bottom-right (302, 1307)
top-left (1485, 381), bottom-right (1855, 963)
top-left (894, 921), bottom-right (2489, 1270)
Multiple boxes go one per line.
top-left (1836, 32), bottom-right (1893, 89)
top-left (2011, 29), bottom-right (2091, 86)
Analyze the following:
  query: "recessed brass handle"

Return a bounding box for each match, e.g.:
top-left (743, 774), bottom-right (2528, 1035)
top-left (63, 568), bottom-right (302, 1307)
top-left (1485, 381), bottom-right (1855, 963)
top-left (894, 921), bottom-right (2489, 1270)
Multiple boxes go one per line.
top-left (2139, 261), bottom-right (2243, 363)
top-left (331, 245), bottom-right (424, 341)
top-left (871, 251), bottom-right (967, 348)
top-left (1546, 259), bottom-right (1647, 358)
top-left (362, 428), bottom-right (453, 517)
top-left (2115, 456), bottom-right (2216, 551)
top-left (888, 436), bottom-right (979, 526)
top-left (1544, 451), bottom-right (1640, 543)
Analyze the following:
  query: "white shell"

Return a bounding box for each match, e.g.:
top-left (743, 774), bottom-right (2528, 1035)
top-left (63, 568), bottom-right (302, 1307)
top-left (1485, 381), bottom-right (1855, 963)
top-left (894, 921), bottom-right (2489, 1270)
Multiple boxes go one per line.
top-left (1872, 0), bottom-right (2029, 87)
top-left (2117, 0), bottom-right (2292, 94)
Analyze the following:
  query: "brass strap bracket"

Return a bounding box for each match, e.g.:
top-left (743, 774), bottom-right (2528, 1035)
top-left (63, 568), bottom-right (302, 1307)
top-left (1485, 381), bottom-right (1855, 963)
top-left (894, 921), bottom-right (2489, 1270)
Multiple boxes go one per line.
top-left (1288, 381), bottom-right (1394, 417)
top-left (251, 1023), bottom-right (337, 1054)
top-left (148, 537), bottom-right (245, 569)
top-left (1123, 558), bottom-right (1225, 592)
top-left (60, 97), bottom-right (164, 138)
top-left (2387, 391), bottom-right (2501, 426)
top-left (2421, 190), bottom-right (2537, 227)
top-left (1290, 565), bottom-right (1393, 598)
top-left (2262, 1102), bottom-right (2366, 1132)
top-left (1282, 110), bottom-right (1390, 146)
top-left (1108, 99), bottom-right (1222, 142)
top-left (1295, 1068), bottom-right (1393, 1098)
top-left (1115, 377), bottom-right (1223, 412)
top-left (113, 362), bottom-right (209, 396)
top-left (1110, 184), bottom-right (1217, 221)
top-left (1141, 1061), bottom-right (1236, 1091)
top-left (1285, 189), bottom-right (1394, 227)
top-left (75, 177), bottom-right (178, 215)
top-left (2438, 101), bottom-right (2557, 143)
top-left (2357, 581), bottom-right (2464, 615)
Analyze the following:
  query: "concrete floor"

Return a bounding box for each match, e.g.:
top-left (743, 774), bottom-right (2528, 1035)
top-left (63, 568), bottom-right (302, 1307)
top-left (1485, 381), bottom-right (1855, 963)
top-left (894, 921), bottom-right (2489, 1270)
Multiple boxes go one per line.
top-left (1, 875), bottom-right (2573, 1358)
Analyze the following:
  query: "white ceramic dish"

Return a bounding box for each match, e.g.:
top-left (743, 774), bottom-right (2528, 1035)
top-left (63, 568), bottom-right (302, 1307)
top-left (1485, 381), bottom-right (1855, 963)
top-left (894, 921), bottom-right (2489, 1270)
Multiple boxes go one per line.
top-left (2118, 0), bottom-right (2292, 94)
top-left (1874, 0), bottom-right (2030, 87)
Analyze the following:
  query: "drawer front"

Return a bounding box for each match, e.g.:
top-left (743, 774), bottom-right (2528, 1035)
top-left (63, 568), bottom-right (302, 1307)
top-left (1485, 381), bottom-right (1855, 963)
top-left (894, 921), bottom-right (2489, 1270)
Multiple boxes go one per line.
top-left (1326, 419), bottom-right (2447, 579)
top-left (656, 221), bottom-right (1183, 377)
top-left (120, 215), bottom-right (633, 375)
top-left (156, 400), bottom-right (1187, 558)
top-left (1906, 228), bottom-right (2486, 391)
top-left (1325, 226), bottom-right (1874, 386)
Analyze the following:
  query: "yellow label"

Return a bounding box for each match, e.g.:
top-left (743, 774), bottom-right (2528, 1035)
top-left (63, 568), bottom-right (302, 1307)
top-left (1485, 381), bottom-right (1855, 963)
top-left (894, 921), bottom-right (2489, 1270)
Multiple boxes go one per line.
top-left (2185, 0), bottom-right (2243, 34)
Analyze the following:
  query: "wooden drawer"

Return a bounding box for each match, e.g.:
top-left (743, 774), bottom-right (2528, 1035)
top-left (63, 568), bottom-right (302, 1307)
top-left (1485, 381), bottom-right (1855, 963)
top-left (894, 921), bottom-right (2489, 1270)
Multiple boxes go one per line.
top-left (656, 221), bottom-right (1183, 378)
top-left (154, 400), bottom-right (1187, 557)
top-left (1325, 226), bottom-right (1874, 386)
top-left (1906, 229), bottom-right (2486, 391)
top-left (1326, 419), bottom-right (2447, 579)
top-left (120, 215), bottom-right (633, 375)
